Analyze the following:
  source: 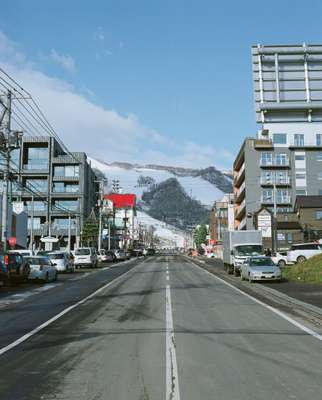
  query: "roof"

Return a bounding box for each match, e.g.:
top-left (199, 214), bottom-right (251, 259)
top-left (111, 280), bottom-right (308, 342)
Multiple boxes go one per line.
top-left (104, 193), bottom-right (136, 209)
top-left (295, 196), bottom-right (322, 209)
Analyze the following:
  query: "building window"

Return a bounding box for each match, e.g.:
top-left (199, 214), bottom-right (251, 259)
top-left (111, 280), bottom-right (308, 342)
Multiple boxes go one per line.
top-left (316, 211), bottom-right (322, 220)
top-left (287, 233), bottom-right (293, 243)
top-left (295, 173), bottom-right (306, 179)
top-left (276, 189), bottom-right (290, 204)
top-left (319, 189), bottom-right (322, 195)
top-left (275, 153), bottom-right (288, 166)
top-left (28, 217), bottom-right (41, 229)
top-left (52, 199), bottom-right (79, 211)
top-left (296, 189), bottom-right (307, 195)
top-left (317, 134), bottom-right (322, 146)
top-left (295, 154), bottom-right (305, 161)
top-left (273, 133), bottom-right (287, 144)
top-left (25, 179), bottom-right (48, 192)
top-left (276, 171), bottom-right (289, 184)
top-left (53, 165), bottom-right (79, 177)
top-left (25, 201), bottom-right (46, 211)
top-left (318, 172), bottom-right (322, 180)
top-left (262, 189), bottom-right (273, 202)
top-left (317, 153), bottom-right (322, 161)
top-left (260, 152), bottom-right (273, 166)
top-left (294, 134), bottom-right (304, 146)
top-left (26, 147), bottom-right (49, 169)
top-left (261, 171), bottom-right (273, 184)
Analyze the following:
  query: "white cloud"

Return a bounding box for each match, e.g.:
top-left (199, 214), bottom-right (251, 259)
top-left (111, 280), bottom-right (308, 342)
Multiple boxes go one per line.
top-left (49, 49), bottom-right (75, 73)
top-left (0, 31), bottom-right (232, 170)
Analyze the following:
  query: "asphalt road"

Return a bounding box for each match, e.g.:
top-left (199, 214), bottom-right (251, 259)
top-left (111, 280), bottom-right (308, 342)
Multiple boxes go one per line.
top-left (0, 255), bottom-right (322, 400)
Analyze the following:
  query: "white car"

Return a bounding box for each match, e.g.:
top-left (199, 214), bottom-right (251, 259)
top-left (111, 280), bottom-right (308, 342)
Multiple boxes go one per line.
top-left (98, 249), bottom-right (108, 263)
top-left (240, 256), bottom-right (282, 282)
top-left (74, 247), bottom-right (98, 268)
top-left (271, 252), bottom-right (288, 267)
top-left (287, 243), bottom-right (322, 264)
top-left (47, 251), bottom-right (75, 273)
top-left (25, 256), bottom-right (57, 282)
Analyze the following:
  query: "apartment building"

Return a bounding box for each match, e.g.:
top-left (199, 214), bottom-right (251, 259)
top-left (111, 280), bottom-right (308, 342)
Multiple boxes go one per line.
top-left (10, 136), bottom-right (98, 250)
top-left (234, 44), bottom-right (322, 239)
top-left (210, 193), bottom-right (234, 242)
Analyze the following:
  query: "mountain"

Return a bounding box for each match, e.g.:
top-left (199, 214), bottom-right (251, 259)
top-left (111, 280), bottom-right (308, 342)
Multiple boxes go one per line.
top-left (140, 178), bottom-right (210, 229)
top-left (90, 158), bottom-right (232, 239)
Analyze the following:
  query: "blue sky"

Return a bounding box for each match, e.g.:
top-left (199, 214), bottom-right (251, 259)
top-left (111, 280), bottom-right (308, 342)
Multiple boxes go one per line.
top-left (1, 0), bottom-right (322, 169)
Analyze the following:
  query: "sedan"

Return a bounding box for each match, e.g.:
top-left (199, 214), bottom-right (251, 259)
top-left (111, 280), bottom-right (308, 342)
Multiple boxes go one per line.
top-left (240, 256), bottom-right (282, 283)
top-left (25, 256), bottom-right (57, 283)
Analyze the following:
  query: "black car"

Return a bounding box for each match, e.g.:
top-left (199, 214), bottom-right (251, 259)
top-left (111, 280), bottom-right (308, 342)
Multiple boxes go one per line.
top-left (0, 253), bottom-right (30, 285)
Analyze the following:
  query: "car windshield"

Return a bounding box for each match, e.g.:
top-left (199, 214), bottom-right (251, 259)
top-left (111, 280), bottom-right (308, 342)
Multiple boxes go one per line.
top-left (26, 257), bottom-right (42, 265)
top-left (75, 249), bottom-right (90, 255)
top-left (235, 245), bottom-right (263, 256)
top-left (48, 253), bottom-right (65, 260)
top-left (249, 258), bottom-right (275, 267)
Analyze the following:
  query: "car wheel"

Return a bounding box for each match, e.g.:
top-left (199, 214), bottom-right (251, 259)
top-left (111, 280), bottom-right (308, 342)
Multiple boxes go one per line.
top-left (297, 255), bottom-right (306, 263)
top-left (241, 273), bottom-right (245, 281)
top-left (234, 268), bottom-right (239, 277)
top-left (248, 275), bottom-right (253, 283)
top-left (278, 260), bottom-right (286, 267)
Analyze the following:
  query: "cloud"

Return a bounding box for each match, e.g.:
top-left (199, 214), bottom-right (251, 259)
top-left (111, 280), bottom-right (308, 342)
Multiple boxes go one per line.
top-left (49, 49), bottom-right (75, 73)
top-left (0, 31), bottom-right (232, 170)
top-left (93, 27), bottom-right (105, 42)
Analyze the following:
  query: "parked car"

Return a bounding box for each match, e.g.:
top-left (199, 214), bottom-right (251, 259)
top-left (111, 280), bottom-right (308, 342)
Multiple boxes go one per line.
top-left (105, 250), bottom-right (116, 262)
top-left (97, 249), bottom-right (108, 263)
top-left (131, 248), bottom-right (143, 257)
top-left (271, 252), bottom-right (288, 267)
top-left (74, 247), bottom-right (98, 268)
top-left (47, 251), bottom-right (75, 273)
top-left (240, 256), bottom-right (282, 283)
top-left (287, 243), bottom-right (322, 264)
top-left (113, 249), bottom-right (126, 261)
top-left (25, 256), bottom-right (57, 282)
top-left (145, 248), bottom-right (156, 256)
top-left (0, 253), bottom-right (30, 284)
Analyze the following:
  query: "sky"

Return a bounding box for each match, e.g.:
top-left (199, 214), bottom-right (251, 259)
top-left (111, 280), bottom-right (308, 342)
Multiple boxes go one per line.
top-left (1, 0), bottom-right (322, 169)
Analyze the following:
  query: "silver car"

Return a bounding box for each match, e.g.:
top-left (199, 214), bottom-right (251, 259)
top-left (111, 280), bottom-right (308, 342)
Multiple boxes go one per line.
top-left (47, 251), bottom-right (75, 273)
top-left (240, 256), bottom-right (282, 283)
top-left (26, 256), bottom-right (57, 283)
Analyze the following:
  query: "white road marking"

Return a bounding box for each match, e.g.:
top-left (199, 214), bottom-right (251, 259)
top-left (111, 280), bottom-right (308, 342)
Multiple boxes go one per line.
top-left (0, 265), bottom-right (137, 356)
top-left (166, 284), bottom-right (181, 400)
top-left (190, 261), bottom-right (322, 342)
top-left (0, 283), bottom-right (62, 309)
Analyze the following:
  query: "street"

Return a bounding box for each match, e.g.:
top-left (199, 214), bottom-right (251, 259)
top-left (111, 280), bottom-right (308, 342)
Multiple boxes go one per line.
top-left (0, 255), bottom-right (322, 400)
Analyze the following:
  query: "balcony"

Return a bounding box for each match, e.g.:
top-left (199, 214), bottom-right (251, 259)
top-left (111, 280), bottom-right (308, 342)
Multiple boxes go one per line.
top-left (260, 177), bottom-right (291, 186)
top-left (261, 196), bottom-right (291, 205)
top-left (260, 158), bottom-right (290, 168)
top-left (254, 139), bottom-right (273, 149)
top-left (235, 181), bottom-right (246, 203)
top-left (235, 199), bottom-right (246, 221)
top-left (234, 163), bottom-right (245, 188)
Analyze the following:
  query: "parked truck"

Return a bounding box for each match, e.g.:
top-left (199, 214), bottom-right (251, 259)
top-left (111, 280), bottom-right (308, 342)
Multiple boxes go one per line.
top-left (223, 230), bottom-right (264, 276)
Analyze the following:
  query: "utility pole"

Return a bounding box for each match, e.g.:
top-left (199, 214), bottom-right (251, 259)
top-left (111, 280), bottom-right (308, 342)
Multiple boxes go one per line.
top-left (273, 181), bottom-right (277, 253)
top-left (29, 195), bottom-right (34, 251)
top-left (67, 214), bottom-right (71, 252)
top-left (96, 180), bottom-right (104, 252)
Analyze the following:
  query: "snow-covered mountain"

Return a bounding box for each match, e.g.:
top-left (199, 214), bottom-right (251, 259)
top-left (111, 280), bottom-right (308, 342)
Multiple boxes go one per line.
top-left (89, 158), bottom-right (231, 207)
top-left (90, 158), bottom-right (232, 245)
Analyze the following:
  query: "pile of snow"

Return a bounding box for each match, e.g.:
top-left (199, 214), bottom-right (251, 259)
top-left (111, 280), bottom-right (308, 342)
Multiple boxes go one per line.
top-left (89, 158), bottom-right (223, 206)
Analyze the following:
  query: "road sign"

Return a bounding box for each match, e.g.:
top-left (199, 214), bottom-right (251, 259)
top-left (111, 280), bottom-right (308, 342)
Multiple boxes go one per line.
top-left (257, 209), bottom-right (272, 238)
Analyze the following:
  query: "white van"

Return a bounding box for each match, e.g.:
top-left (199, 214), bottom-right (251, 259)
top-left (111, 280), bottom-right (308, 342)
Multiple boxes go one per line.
top-left (287, 243), bottom-right (322, 264)
top-left (74, 247), bottom-right (98, 268)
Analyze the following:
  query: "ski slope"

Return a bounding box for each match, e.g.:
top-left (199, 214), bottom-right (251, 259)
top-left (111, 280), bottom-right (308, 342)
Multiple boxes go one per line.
top-left (89, 158), bottom-right (224, 206)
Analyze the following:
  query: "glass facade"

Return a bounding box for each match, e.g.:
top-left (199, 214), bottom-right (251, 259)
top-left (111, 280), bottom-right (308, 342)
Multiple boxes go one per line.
top-left (27, 217), bottom-right (41, 229)
top-left (25, 179), bottom-right (48, 192)
top-left (52, 218), bottom-right (76, 229)
top-left (52, 199), bottom-right (79, 211)
top-left (273, 133), bottom-right (287, 144)
top-left (25, 146), bottom-right (49, 169)
top-left (53, 182), bottom-right (79, 193)
top-left (25, 201), bottom-right (46, 211)
top-left (54, 165), bottom-right (79, 177)
top-left (294, 134), bottom-right (304, 146)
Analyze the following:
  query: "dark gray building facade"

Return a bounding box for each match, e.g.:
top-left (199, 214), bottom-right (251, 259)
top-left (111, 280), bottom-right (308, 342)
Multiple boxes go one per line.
top-left (10, 136), bottom-right (98, 249)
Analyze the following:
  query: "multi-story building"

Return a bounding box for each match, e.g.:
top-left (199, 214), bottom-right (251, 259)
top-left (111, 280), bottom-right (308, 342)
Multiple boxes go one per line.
top-left (10, 136), bottom-right (98, 250)
top-left (210, 193), bottom-right (234, 242)
top-left (234, 44), bottom-right (322, 242)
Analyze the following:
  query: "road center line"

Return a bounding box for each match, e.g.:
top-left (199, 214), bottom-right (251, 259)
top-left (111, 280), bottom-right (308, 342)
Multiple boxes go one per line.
top-left (190, 260), bottom-right (322, 342)
top-left (166, 284), bottom-right (181, 400)
top-left (0, 265), bottom-right (138, 357)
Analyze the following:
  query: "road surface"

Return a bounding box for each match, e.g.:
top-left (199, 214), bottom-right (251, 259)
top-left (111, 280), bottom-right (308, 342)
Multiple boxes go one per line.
top-left (0, 255), bottom-right (322, 400)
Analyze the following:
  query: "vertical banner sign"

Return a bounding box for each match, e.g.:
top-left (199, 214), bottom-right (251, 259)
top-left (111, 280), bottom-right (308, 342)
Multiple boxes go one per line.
top-left (257, 209), bottom-right (272, 238)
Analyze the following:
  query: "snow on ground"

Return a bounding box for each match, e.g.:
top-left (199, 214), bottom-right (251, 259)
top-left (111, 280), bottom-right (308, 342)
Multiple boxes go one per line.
top-left (136, 211), bottom-right (188, 247)
top-left (89, 158), bottom-right (223, 206)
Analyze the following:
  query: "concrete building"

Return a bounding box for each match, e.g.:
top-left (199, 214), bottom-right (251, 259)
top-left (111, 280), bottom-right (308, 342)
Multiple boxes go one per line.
top-left (210, 194), bottom-right (234, 242)
top-left (9, 136), bottom-right (98, 250)
top-left (234, 44), bottom-right (322, 240)
top-left (295, 195), bottom-right (322, 240)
